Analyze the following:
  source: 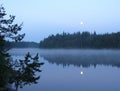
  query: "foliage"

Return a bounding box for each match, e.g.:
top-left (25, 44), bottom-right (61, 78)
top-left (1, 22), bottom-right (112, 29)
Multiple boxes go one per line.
top-left (0, 6), bottom-right (25, 42)
top-left (11, 52), bottom-right (44, 91)
top-left (39, 31), bottom-right (120, 49)
top-left (0, 5), bottom-right (44, 91)
top-left (0, 5), bottom-right (24, 90)
top-left (0, 36), bottom-right (12, 88)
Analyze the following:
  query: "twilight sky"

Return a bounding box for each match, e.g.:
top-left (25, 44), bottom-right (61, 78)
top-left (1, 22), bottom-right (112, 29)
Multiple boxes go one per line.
top-left (1, 0), bottom-right (120, 42)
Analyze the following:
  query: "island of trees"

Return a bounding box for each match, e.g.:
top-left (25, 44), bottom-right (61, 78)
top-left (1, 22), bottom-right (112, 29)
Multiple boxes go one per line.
top-left (39, 31), bottom-right (120, 49)
top-left (5, 41), bottom-right (39, 49)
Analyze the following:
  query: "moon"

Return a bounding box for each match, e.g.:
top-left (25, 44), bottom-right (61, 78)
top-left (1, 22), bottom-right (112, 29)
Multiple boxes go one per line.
top-left (80, 71), bottom-right (83, 75)
top-left (80, 21), bottom-right (83, 25)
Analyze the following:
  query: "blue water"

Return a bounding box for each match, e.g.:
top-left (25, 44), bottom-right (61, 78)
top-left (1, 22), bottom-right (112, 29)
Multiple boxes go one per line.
top-left (9, 48), bottom-right (120, 91)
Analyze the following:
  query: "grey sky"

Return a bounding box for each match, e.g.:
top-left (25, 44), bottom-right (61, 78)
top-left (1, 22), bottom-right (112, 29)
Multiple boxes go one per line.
top-left (1, 0), bottom-right (120, 42)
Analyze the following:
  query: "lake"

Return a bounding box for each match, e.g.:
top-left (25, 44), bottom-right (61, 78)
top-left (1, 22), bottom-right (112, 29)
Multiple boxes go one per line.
top-left (9, 48), bottom-right (120, 91)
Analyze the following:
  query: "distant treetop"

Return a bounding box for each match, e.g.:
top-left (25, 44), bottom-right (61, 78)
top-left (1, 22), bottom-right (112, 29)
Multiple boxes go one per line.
top-left (39, 31), bottom-right (120, 49)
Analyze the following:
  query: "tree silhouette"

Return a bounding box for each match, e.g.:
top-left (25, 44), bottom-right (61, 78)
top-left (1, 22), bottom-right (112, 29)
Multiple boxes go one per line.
top-left (0, 5), bottom-right (44, 91)
top-left (39, 31), bottom-right (120, 49)
top-left (0, 5), bottom-right (24, 90)
top-left (12, 52), bottom-right (44, 91)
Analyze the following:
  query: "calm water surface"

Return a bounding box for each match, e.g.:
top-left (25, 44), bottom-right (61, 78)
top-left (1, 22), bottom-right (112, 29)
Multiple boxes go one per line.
top-left (9, 48), bottom-right (120, 91)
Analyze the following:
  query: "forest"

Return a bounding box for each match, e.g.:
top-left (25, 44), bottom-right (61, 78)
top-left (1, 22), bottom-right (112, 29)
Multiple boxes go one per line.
top-left (5, 41), bottom-right (39, 49)
top-left (39, 31), bottom-right (120, 48)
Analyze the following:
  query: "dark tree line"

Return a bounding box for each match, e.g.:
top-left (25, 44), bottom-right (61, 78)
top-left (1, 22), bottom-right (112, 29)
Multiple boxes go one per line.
top-left (5, 41), bottom-right (39, 49)
top-left (0, 6), bottom-right (44, 91)
top-left (39, 31), bottom-right (120, 48)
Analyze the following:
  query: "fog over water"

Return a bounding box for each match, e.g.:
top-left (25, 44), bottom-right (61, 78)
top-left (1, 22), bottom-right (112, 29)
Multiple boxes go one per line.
top-left (9, 48), bottom-right (120, 91)
top-left (9, 48), bottom-right (120, 67)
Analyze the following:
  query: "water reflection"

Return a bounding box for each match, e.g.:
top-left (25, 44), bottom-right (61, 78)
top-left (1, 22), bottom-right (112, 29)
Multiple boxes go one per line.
top-left (80, 71), bottom-right (83, 75)
top-left (9, 49), bottom-right (120, 91)
top-left (40, 49), bottom-right (120, 68)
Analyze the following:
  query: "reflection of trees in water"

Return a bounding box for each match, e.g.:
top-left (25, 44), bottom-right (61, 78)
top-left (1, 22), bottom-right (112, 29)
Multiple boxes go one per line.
top-left (40, 52), bottom-right (120, 68)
